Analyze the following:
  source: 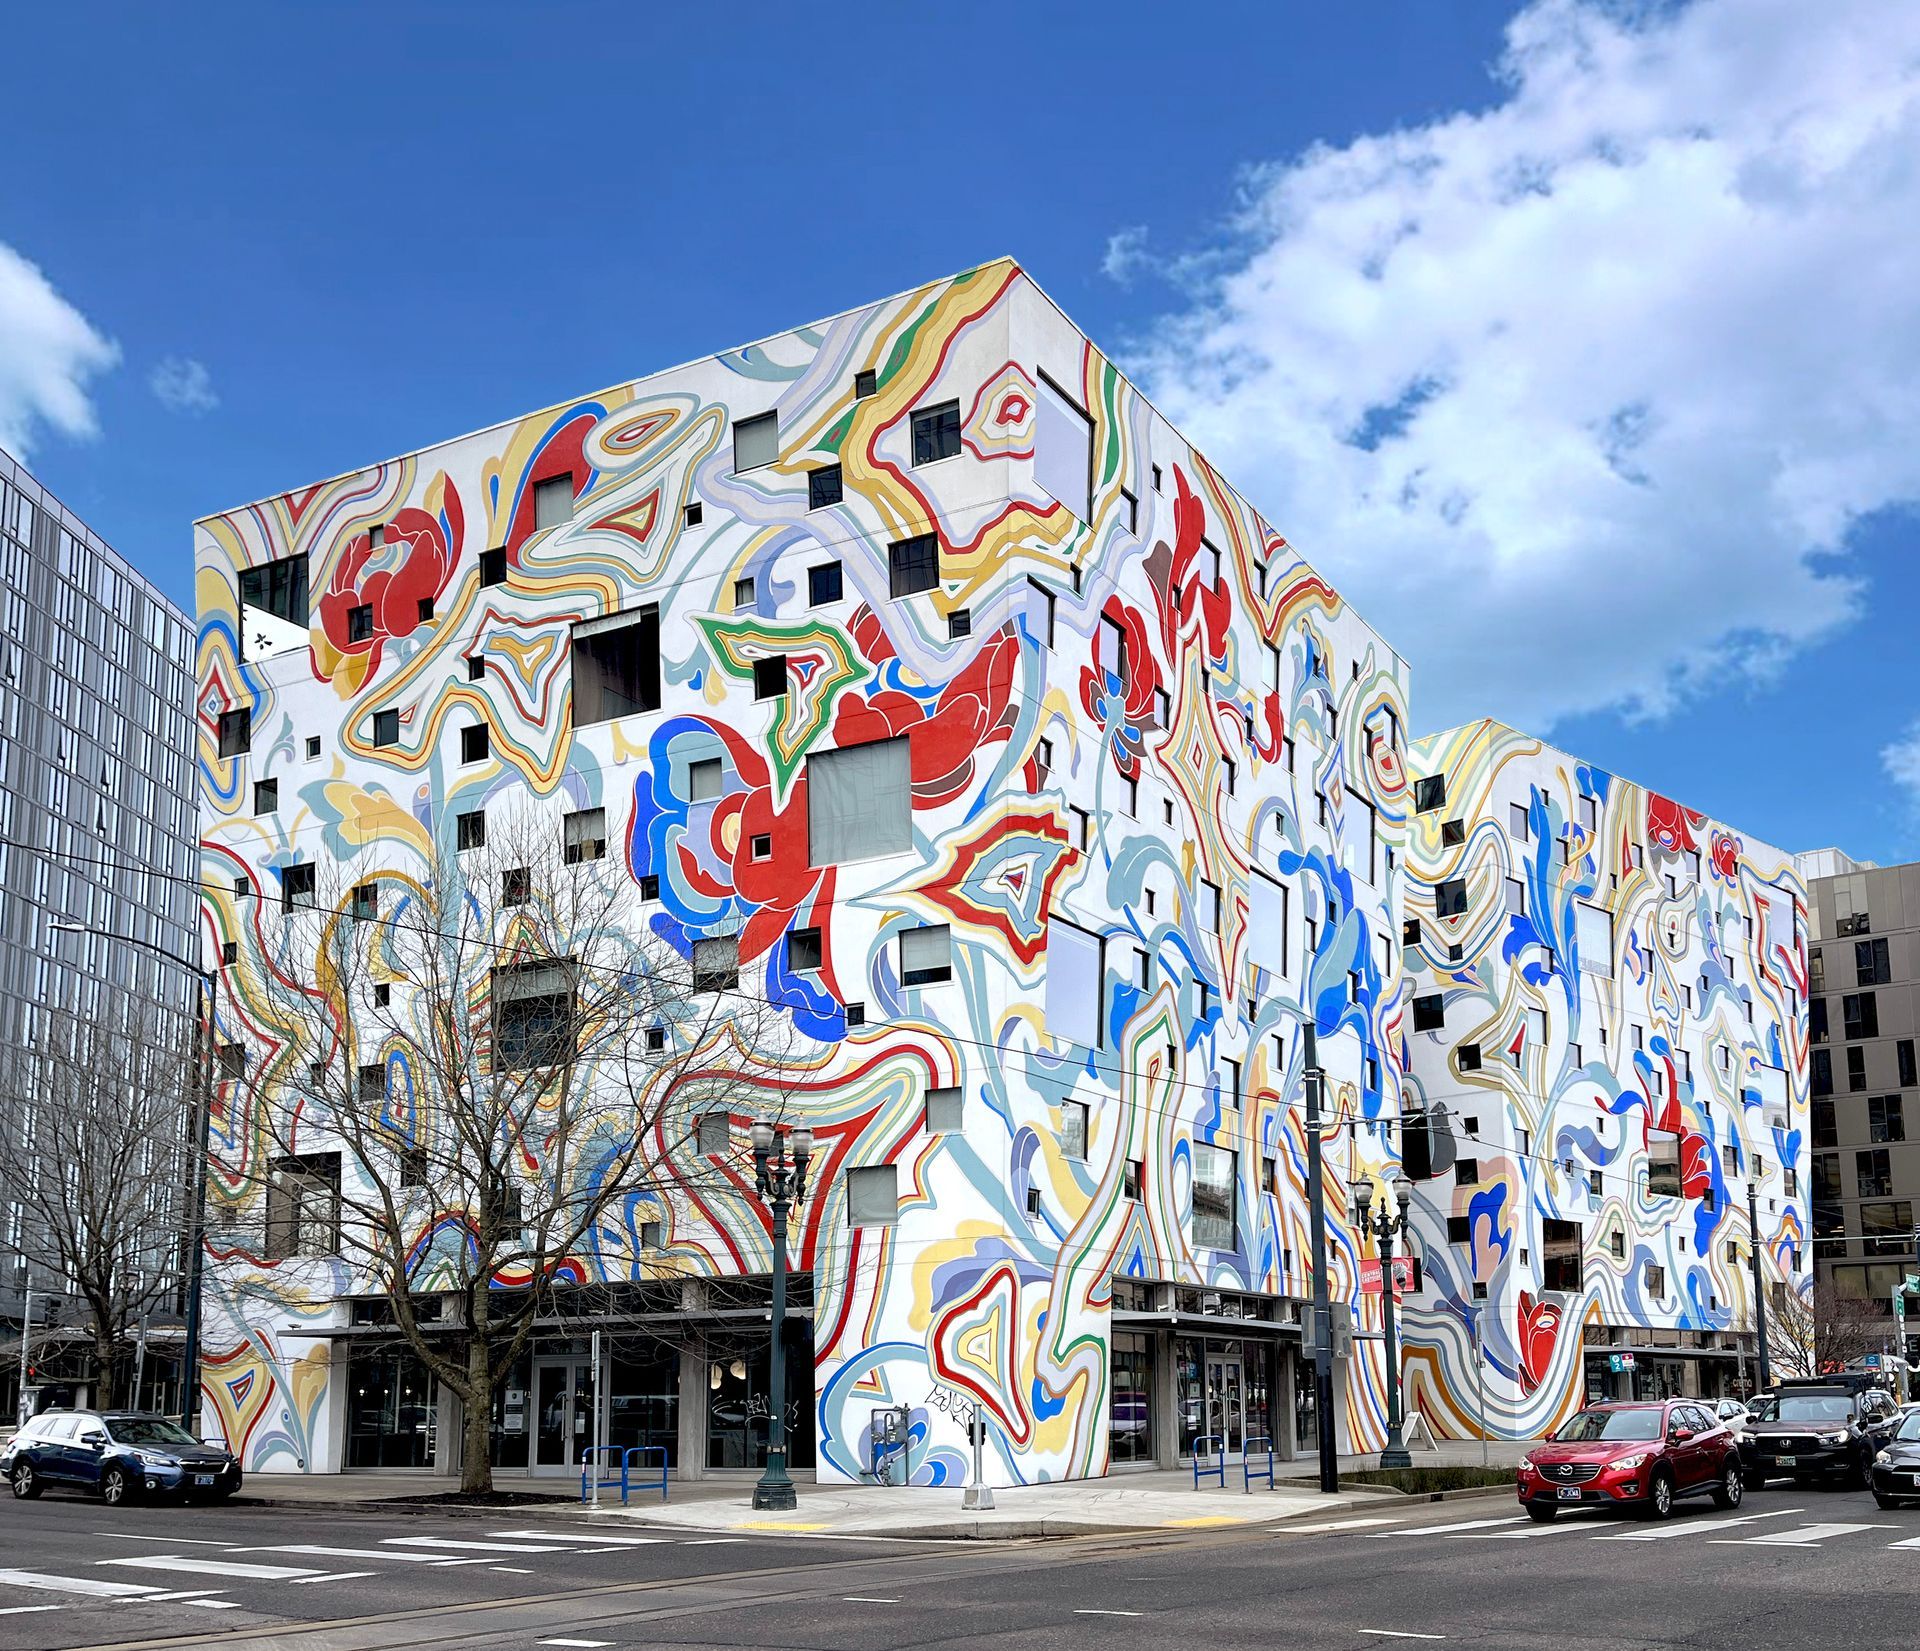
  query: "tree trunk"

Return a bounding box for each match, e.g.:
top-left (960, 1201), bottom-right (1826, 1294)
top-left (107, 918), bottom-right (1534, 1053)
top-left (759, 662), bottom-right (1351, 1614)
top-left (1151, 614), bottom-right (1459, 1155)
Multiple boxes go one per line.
top-left (459, 1335), bottom-right (494, 1495)
top-left (92, 1330), bottom-right (119, 1411)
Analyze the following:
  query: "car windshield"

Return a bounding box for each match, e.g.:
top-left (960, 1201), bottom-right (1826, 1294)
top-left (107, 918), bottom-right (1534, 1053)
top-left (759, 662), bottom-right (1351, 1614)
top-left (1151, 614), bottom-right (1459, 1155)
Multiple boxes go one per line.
top-left (1557, 1408), bottom-right (1664, 1442)
top-left (105, 1417), bottom-right (199, 1447)
top-left (1774, 1396), bottom-right (1853, 1424)
top-left (1747, 1397), bottom-right (1777, 1421)
top-left (1896, 1413), bottom-right (1920, 1441)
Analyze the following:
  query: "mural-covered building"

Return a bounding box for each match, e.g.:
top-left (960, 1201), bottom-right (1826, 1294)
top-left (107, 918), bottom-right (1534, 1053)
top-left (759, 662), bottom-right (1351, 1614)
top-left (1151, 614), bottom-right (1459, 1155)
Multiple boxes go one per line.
top-left (193, 260), bottom-right (1413, 1483)
top-left (1399, 721), bottom-right (1809, 1438)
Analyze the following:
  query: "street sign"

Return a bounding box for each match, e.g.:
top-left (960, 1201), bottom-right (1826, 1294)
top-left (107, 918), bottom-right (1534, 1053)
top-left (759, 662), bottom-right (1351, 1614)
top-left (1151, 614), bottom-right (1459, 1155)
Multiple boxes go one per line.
top-left (1360, 1257), bottom-right (1418, 1298)
top-left (1608, 1353), bottom-right (1637, 1373)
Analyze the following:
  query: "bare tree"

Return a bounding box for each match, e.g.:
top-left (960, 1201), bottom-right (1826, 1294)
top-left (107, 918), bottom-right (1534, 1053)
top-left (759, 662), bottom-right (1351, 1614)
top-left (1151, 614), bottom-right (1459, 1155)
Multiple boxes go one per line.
top-left (1766, 1277), bottom-right (1887, 1381)
top-left (0, 1005), bottom-right (197, 1410)
top-left (210, 807), bottom-right (793, 1492)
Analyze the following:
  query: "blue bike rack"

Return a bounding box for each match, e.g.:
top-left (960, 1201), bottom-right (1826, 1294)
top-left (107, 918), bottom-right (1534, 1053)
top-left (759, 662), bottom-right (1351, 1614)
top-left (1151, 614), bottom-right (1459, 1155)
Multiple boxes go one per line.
top-left (1191, 1433), bottom-right (1227, 1489)
top-left (1243, 1434), bottom-right (1274, 1492)
top-left (580, 1444), bottom-right (670, 1505)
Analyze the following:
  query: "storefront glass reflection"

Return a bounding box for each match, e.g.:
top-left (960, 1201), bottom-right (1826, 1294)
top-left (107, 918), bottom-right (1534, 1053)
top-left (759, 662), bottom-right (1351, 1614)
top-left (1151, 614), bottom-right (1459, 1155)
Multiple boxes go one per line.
top-left (1109, 1332), bottom-right (1155, 1464)
top-left (706, 1336), bottom-right (815, 1470)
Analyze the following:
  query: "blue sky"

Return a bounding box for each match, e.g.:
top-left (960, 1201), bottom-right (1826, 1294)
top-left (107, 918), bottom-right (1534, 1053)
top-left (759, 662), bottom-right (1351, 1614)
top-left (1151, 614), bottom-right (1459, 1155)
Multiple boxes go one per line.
top-left (3, 0), bottom-right (1916, 865)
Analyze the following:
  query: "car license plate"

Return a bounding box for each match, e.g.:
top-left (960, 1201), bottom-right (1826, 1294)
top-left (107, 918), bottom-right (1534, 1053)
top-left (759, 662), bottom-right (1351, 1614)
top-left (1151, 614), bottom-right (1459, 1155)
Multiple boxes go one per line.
top-left (1557, 1486), bottom-right (1581, 1501)
top-left (194, 1474), bottom-right (215, 1486)
top-left (1775, 1455), bottom-right (1796, 1467)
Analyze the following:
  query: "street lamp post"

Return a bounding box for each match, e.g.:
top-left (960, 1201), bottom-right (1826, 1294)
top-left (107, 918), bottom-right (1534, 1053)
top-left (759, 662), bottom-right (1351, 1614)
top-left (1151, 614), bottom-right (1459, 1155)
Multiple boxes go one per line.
top-left (749, 1119), bottom-right (813, 1512)
top-left (1747, 1180), bottom-right (1772, 1392)
top-left (50, 922), bottom-right (215, 1431)
top-left (1302, 1023), bottom-right (1339, 1494)
top-left (1355, 1172), bottom-right (1413, 1471)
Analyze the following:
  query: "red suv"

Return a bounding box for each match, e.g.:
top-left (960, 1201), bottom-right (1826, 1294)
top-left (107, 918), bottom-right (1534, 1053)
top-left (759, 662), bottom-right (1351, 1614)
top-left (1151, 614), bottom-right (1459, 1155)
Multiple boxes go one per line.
top-left (1518, 1400), bottom-right (1743, 1521)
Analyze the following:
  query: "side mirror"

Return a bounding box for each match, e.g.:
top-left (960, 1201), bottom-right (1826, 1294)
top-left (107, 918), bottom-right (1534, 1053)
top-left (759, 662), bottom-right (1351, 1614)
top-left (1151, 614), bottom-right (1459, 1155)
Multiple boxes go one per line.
top-left (1669, 1427), bottom-right (1694, 1443)
top-left (80, 1431), bottom-right (107, 1448)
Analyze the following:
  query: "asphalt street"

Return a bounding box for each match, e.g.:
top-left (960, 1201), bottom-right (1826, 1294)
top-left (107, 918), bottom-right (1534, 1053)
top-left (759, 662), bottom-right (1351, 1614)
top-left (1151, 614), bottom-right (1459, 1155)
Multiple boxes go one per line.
top-left (0, 1479), bottom-right (1916, 1651)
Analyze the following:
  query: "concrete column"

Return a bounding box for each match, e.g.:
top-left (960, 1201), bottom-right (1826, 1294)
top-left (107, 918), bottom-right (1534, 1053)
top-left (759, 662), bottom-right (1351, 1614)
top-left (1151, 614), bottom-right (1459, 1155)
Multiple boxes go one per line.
top-left (1277, 1342), bottom-right (1298, 1461)
top-left (1152, 1329), bottom-right (1180, 1467)
top-left (677, 1330), bottom-right (706, 1482)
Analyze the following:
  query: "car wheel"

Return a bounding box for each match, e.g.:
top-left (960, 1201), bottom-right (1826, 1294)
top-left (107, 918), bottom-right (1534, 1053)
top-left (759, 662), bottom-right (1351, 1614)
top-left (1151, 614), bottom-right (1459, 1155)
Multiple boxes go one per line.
top-left (1713, 1461), bottom-right (1743, 1509)
top-left (1642, 1468), bottom-right (1676, 1520)
top-left (9, 1462), bottom-right (41, 1500)
top-left (100, 1466), bottom-right (133, 1506)
top-left (1526, 1503), bottom-right (1557, 1523)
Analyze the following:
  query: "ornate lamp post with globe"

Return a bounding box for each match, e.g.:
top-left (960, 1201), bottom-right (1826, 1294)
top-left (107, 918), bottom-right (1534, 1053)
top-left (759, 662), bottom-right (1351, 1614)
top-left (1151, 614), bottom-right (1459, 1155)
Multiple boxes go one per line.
top-left (1355, 1171), bottom-right (1414, 1471)
top-left (749, 1119), bottom-right (813, 1512)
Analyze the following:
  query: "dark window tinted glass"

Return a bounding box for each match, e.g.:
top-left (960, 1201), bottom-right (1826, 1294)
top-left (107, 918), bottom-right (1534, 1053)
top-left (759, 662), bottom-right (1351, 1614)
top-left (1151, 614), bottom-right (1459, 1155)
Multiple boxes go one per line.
top-left (910, 401), bottom-right (962, 466)
top-left (888, 534), bottom-right (940, 598)
top-left (808, 466), bottom-right (843, 510)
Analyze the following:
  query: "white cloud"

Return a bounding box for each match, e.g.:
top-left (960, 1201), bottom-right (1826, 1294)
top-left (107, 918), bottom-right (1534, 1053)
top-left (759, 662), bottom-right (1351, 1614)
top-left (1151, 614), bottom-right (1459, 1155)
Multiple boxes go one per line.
top-left (1102, 225), bottom-right (1154, 286)
top-left (1883, 721), bottom-right (1920, 812)
top-left (1127, 0), bottom-right (1920, 732)
top-left (0, 241), bottom-right (117, 458)
top-left (149, 355), bottom-right (218, 415)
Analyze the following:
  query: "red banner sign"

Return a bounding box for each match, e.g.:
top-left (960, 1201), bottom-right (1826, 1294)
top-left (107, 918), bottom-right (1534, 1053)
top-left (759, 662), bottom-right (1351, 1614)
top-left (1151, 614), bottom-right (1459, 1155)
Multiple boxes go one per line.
top-left (1360, 1257), bottom-right (1416, 1298)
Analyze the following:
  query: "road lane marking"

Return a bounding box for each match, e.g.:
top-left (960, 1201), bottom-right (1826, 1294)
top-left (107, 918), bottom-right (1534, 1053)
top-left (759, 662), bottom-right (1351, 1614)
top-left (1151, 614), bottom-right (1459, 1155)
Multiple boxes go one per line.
top-left (190, 1601), bottom-right (244, 1610)
top-left (232, 1545), bottom-right (452, 1563)
top-left (1275, 1516), bottom-right (1404, 1534)
top-left (1367, 1515), bottom-right (1524, 1538)
top-left (843, 1596), bottom-right (902, 1603)
top-left (1707, 1521), bottom-right (1896, 1548)
top-left (683, 1538), bottom-right (746, 1545)
top-left (429, 1557), bottom-right (501, 1567)
top-left (1594, 1508), bottom-right (1804, 1541)
top-left (1359, 1632), bottom-right (1447, 1641)
top-left (491, 1529), bottom-right (661, 1545)
top-left (491, 1566), bottom-right (535, 1574)
top-left (292, 1571), bottom-right (379, 1585)
top-left (90, 1533), bottom-right (239, 1548)
top-left (140, 1592), bottom-right (226, 1603)
top-left (0, 1605), bottom-right (65, 1616)
top-left (1451, 1513), bottom-right (1607, 1540)
top-left (1075, 1608), bottom-right (1145, 1616)
top-left (101, 1556), bottom-right (326, 1580)
top-left (0, 1569), bottom-right (164, 1598)
top-left (1885, 1535), bottom-right (1920, 1549)
top-left (382, 1537), bottom-right (574, 1554)
top-left (538, 1640), bottom-right (614, 1648)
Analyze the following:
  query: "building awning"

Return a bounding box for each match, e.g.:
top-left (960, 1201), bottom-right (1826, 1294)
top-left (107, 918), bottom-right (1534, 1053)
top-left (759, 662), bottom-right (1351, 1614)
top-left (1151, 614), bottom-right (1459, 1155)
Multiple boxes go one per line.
top-left (284, 1306), bottom-right (800, 1341)
top-left (1581, 1342), bottom-right (1741, 1362)
top-left (1111, 1310), bottom-right (1300, 1340)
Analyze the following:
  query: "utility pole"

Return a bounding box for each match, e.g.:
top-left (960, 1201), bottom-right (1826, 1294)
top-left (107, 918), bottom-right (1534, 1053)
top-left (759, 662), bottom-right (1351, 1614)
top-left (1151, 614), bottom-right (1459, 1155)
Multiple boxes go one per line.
top-left (1304, 1023), bottom-right (1338, 1493)
top-left (1747, 1181), bottom-right (1772, 1391)
top-left (15, 1282), bottom-right (32, 1427)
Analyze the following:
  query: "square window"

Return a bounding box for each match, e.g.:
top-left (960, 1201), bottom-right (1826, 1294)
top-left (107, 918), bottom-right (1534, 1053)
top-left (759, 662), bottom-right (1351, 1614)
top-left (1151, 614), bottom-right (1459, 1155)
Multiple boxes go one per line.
top-left (281, 862), bottom-right (317, 912)
top-left (948, 608), bottom-right (972, 640)
top-left (733, 411), bottom-right (778, 471)
top-left (417, 596), bottom-right (434, 623)
top-left (466, 656), bottom-right (485, 682)
top-left (480, 547), bottom-right (507, 586)
top-left (1403, 917), bottom-right (1422, 947)
top-left (351, 883), bottom-right (378, 921)
top-left (751, 833), bottom-right (772, 861)
top-left (901, 924), bottom-right (952, 986)
top-left (646, 1027), bottom-right (666, 1052)
top-left (218, 707), bottom-right (252, 758)
top-left (1150, 463), bottom-right (1163, 492)
top-left (888, 533), bottom-right (941, 598)
top-left (305, 734), bottom-right (321, 759)
top-left (693, 935), bottom-right (739, 993)
top-left (733, 575), bottom-right (756, 607)
top-left (910, 400), bottom-right (962, 466)
top-left (563, 807), bottom-right (607, 865)
top-left (1472, 1282), bottom-right (1488, 1301)
top-left (845, 1001), bottom-right (867, 1028)
top-left (848, 1164), bottom-right (899, 1226)
top-left (689, 757), bottom-right (723, 802)
top-left (1413, 774), bottom-right (1446, 813)
top-left (926, 1085), bottom-right (964, 1133)
top-left (372, 982), bottom-right (391, 1008)
top-left (1124, 1159), bottom-right (1145, 1200)
top-left (254, 778), bottom-right (278, 815)
top-left (809, 562), bottom-right (844, 605)
top-left (348, 603), bottom-right (374, 643)
top-left (533, 475), bottom-right (574, 528)
top-left (372, 708), bottom-right (400, 747)
top-left (572, 607), bottom-right (662, 726)
top-left (456, 810), bottom-right (486, 852)
top-left (1459, 1043), bottom-right (1482, 1071)
top-left (684, 501), bottom-right (704, 527)
top-left (1590, 1168), bottom-right (1604, 1195)
top-left (808, 736), bottom-right (909, 864)
top-left (502, 866), bottom-right (530, 906)
top-left (461, 724), bottom-right (490, 763)
top-left (1062, 1100), bottom-right (1090, 1160)
top-left (809, 465), bottom-right (844, 510)
top-left (853, 368), bottom-right (878, 399)
top-left (1435, 877), bottom-right (1468, 918)
top-left (1122, 488), bottom-right (1139, 532)
top-left (1446, 1215), bottom-right (1471, 1244)
top-left (1412, 994), bottom-right (1445, 1032)
top-left (1441, 819), bottom-right (1465, 846)
top-left (752, 654), bottom-right (788, 699)
top-left (639, 873), bottom-right (660, 901)
top-left (358, 1063), bottom-right (385, 1104)
top-left (1455, 1159), bottom-right (1480, 1185)
top-left (697, 1111), bottom-right (730, 1155)
top-left (640, 1219), bottom-right (663, 1249)
top-left (788, 927), bottom-right (823, 972)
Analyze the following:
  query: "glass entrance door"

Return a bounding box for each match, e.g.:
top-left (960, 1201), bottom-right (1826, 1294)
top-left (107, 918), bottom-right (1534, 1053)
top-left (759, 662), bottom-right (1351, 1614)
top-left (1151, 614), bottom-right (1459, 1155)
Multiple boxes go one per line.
top-left (1206, 1353), bottom-right (1244, 1452)
top-left (532, 1358), bottom-right (597, 1473)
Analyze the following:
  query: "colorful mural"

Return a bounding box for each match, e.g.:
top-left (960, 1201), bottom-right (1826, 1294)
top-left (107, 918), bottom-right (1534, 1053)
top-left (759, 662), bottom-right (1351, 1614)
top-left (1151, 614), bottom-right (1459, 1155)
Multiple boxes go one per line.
top-left (193, 259), bottom-right (1412, 1482)
top-left (1400, 721), bottom-right (1809, 1440)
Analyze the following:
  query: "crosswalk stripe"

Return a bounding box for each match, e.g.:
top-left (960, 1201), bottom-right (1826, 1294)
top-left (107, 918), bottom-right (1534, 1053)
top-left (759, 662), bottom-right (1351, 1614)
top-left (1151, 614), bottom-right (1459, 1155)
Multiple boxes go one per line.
top-left (383, 1536), bottom-right (573, 1554)
top-left (1367, 1515), bottom-right (1525, 1538)
top-left (490, 1529), bottom-right (660, 1546)
top-left (0, 1569), bottom-right (163, 1599)
top-left (1885, 1535), bottom-right (1920, 1550)
top-left (232, 1545), bottom-right (452, 1564)
top-left (90, 1533), bottom-right (239, 1548)
top-left (1276, 1516), bottom-right (1405, 1535)
top-left (683, 1538), bottom-right (746, 1545)
top-left (1710, 1521), bottom-right (1896, 1548)
top-left (1450, 1513), bottom-right (1606, 1540)
top-left (0, 1605), bottom-right (64, 1616)
top-left (1593, 1508), bottom-right (1804, 1542)
top-left (101, 1556), bottom-right (325, 1580)
top-left (292, 1571), bottom-right (378, 1585)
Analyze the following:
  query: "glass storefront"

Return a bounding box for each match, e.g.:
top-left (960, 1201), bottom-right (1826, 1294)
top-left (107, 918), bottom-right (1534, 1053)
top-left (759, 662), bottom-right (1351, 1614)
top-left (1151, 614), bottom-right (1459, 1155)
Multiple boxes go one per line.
top-left (1176, 1335), bottom-right (1278, 1458)
top-left (1110, 1331), bottom-right (1156, 1464)
top-left (705, 1334), bottom-right (816, 1470)
top-left (346, 1349), bottom-right (437, 1469)
top-left (486, 1338), bottom-right (682, 1473)
top-left (1294, 1345), bottom-right (1317, 1452)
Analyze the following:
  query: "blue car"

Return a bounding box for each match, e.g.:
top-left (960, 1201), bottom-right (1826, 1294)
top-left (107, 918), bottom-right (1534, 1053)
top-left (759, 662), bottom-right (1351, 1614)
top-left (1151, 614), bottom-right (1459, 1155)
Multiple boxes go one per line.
top-left (3, 1410), bottom-right (242, 1506)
